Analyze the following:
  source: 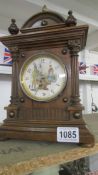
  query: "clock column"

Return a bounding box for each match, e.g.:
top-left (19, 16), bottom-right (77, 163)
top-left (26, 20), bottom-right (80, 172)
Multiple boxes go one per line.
top-left (10, 47), bottom-right (19, 104)
top-left (5, 46), bottom-right (20, 121)
top-left (68, 40), bottom-right (82, 107)
top-left (67, 39), bottom-right (84, 121)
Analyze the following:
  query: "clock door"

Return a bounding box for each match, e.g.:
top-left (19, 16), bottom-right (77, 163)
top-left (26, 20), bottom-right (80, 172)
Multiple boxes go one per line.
top-left (18, 49), bottom-right (71, 123)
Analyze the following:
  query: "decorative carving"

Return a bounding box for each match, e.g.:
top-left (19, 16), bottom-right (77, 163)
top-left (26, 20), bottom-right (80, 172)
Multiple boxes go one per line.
top-left (68, 39), bottom-right (81, 54)
top-left (41, 19), bottom-right (48, 26)
top-left (4, 105), bottom-right (19, 121)
top-left (19, 97), bottom-right (25, 103)
top-left (10, 46), bottom-right (19, 52)
top-left (62, 47), bottom-right (68, 55)
top-left (10, 96), bottom-right (19, 105)
top-left (20, 52), bottom-right (25, 58)
top-left (41, 6), bottom-right (48, 26)
top-left (10, 46), bottom-right (19, 62)
top-left (63, 97), bottom-right (68, 102)
top-left (42, 5), bottom-right (48, 12)
top-left (9, 111), bottom-right (15, 118)
top-left (73, 112), bottom-right (81, 119)
top-left (66, 10), bottom-right (77, 27)
top-left (8, 19), bottom-right (19, 35)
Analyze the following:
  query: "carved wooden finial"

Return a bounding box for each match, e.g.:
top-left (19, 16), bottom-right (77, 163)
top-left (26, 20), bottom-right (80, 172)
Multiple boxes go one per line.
top-left (42, 5), bottom-right (47, 12)
top-left (66, 10), bottom-right (77, 27)
top-left (8, 19), bottom-right (19, 35)
top-left (41, 5), bottom-right (48, 26)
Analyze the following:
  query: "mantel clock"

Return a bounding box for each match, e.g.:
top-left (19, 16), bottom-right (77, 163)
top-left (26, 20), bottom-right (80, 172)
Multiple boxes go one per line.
top-left (0, 7), bottom-right (94, 146)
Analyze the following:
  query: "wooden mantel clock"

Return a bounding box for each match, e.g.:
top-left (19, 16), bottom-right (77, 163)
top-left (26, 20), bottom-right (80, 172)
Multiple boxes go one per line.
top-left (0, 7), bottom-right (95, 146)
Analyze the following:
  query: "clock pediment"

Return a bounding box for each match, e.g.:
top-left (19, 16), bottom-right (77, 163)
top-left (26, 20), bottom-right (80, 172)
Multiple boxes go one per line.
top-left (0, 24), bottom-right (88, 52)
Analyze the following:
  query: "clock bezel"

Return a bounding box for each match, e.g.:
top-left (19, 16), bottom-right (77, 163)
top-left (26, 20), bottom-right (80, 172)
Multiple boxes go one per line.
top-left (19, 52), bottom-right (68, 102)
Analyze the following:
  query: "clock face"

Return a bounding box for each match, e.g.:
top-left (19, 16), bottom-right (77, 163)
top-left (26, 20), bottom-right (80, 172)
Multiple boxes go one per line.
top-left (20, 53), bottom-right (67, 101)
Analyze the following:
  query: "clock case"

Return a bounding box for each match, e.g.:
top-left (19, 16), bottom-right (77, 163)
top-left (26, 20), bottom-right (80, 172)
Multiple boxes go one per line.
top-left (0, 8), bottom-right (94, 146)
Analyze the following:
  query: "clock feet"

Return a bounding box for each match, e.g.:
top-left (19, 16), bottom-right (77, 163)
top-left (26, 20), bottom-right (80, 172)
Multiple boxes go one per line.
top-left (78, 143), bottom-right (95, 148)
top-left (78, 126), bottom-right (95, 148)
top-left (0, 137), bottom-right (9, 141)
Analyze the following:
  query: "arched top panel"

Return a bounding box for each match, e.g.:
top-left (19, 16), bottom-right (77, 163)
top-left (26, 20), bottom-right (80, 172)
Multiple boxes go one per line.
top-left (21, 11), bottom-right (66, 30)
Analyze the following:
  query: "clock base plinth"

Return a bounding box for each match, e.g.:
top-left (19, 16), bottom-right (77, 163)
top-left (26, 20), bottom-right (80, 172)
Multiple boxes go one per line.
top-left (0, 121), bottom-right (95, 147)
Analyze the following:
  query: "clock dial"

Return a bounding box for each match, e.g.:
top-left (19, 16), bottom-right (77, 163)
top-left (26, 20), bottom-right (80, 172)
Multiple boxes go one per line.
top-left (20, 53), bottom-right (67, 101)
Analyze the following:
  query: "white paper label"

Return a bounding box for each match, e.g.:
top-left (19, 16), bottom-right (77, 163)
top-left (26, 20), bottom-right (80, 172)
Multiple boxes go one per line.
top-left (57, 127), bottom-right (79, 143)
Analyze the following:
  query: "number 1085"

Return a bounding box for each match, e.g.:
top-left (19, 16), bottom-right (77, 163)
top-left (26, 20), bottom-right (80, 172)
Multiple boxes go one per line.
top-left (59, 130), bottom-right (77, 139)
top-left (57, 127), bottom-right (79, 143)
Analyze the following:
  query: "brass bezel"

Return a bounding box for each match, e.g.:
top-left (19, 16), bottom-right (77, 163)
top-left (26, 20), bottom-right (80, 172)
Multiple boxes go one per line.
top-left (20, 52), bottom-right (67, 102)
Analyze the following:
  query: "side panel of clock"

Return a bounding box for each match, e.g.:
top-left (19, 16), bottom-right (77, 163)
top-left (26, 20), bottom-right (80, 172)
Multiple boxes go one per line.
top-left (18, 47), bottom-right (71, 125)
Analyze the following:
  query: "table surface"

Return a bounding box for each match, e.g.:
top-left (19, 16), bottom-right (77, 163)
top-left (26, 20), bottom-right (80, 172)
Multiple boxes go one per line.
top-left (0, 113), bottom-right (98, 175)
